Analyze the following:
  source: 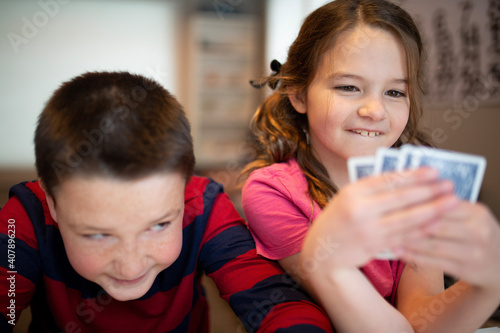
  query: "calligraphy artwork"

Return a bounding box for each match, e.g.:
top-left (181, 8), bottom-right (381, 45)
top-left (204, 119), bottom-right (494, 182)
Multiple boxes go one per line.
top-left (401, 0), bottom-right (500, 103)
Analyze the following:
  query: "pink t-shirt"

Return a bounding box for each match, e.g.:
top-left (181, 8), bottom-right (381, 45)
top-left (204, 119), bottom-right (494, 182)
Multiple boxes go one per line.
top-left (242, 158), bottom-right (405, 305)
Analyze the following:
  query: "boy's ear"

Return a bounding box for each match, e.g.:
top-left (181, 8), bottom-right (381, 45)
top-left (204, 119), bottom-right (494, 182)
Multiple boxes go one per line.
top-left (287, 89), bottom-right (307, 114)
top-left (39, 178), bottom-right (58, 222)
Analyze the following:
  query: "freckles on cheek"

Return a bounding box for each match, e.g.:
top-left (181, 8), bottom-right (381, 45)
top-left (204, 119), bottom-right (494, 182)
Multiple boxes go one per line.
top-left (155, 238), bottom-right (183, 266)
top-left (66, 245), bottom-right (106, 278)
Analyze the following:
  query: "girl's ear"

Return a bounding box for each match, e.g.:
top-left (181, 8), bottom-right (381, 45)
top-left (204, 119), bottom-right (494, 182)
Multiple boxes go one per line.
top-left (39, 178), bottom-right (58, 222)
top-left (287, 89), bottom-right (307, 114)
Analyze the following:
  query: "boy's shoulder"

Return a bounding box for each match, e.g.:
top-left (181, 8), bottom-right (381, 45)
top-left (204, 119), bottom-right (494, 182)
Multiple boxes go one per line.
top-left (9, 180), bottom-right (45, 200)
top-left (184, 175), bottom-right (222, 200)
top-left (7, 180), bottom-right (49, 219)
top-left (182, 175), bottom-right (227, 224)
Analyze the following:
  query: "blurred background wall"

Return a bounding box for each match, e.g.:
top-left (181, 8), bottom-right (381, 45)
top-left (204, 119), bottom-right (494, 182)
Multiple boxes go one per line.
top-left (0, 0), bottom-right (499, 331)
top-left (0, 0), bottom-right (182, 211)
top-left (2, 0), bottom-right (497, 214)
top-left (0, 0), bottom-right (179, 165)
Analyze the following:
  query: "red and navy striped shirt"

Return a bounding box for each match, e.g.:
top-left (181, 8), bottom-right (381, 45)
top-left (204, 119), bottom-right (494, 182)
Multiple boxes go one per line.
top-left (0, 176), bottom-right (333, 332)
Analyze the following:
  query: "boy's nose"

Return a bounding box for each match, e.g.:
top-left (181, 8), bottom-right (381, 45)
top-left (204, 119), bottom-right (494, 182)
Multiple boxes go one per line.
top-left (357, 98), bottom-right (386, 121)
top-left (114, 243), bottom-right (147, 279)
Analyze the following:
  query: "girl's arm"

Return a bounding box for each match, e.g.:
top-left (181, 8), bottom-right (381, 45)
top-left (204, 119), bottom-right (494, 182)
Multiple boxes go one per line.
top-left (398, 264), bottom-right (500, 333)
top-left (293, 168), bottom-right (459, 333)
top-left (280, 253), bottom-right (415, 332)
top-left (397, 201), bottom-right (500, 333)
top-left (295, 168), bottom-right (500, 332)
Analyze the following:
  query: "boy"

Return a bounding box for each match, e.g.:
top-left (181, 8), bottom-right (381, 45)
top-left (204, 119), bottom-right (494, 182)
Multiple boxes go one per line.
top-left (0, 72), bottom-right (332, 332)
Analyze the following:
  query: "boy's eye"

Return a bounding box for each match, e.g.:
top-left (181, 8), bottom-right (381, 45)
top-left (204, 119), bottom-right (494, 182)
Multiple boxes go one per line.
top-left (83, 233), bottom-right (109, 240)
top-left (386, 90), bottom-right (406, 98)
top-left (150, 222), bottom-right (170, 232)
top-left (335, 85), bottom-right (359, 92)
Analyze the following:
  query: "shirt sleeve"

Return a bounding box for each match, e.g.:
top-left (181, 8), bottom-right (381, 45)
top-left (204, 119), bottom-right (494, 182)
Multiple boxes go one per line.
top-left (0, 195), bottom-right (41, 332)
top-left (242, 169), bottom-right (313, 260)
top-left (199, 190), bottom-right (333, 333)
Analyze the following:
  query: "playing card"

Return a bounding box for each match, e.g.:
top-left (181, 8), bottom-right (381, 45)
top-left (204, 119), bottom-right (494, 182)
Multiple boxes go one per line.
top-left (397, 145), bottom-right (486, 202)
top-left (347, 145), bottom-right (487, 261)
top-left (396, 144), bottom-right (415, 171)
top-left (474, 328), bottom-right (500, 332)
top-left (347, 156), bottom-right (376, 183)
top-left (349, 154), bottom-right (397, 259)
top-left (373, 249), bottom-right (398, 260)
top-left (374, 147), bottom-right (399, 175)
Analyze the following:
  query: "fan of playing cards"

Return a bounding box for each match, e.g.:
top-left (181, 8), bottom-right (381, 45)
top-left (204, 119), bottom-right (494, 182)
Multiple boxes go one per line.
top-left (348, 144), bottom-right (487, 202)
top-left (347, 144), bottom-right (487, 260)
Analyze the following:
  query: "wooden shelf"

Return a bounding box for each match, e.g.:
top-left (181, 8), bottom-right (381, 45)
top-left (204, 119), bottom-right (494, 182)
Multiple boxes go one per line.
top-left (185, 13), bottom-right (261, 169)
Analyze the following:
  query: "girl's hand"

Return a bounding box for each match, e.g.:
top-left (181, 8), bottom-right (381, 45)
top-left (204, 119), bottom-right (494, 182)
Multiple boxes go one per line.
top-left (302, 167), bottom-right (459, 270)
top-left (397, 200), bottom-right (500, 295)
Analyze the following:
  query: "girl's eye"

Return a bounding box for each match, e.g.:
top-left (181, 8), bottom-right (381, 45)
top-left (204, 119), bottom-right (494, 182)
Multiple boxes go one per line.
top-left (386, 90), bottom-right (406, 98)
top-left (335, 85), bottom-right (359, 92)
top-left (150, 222), bottom-right (170, 232)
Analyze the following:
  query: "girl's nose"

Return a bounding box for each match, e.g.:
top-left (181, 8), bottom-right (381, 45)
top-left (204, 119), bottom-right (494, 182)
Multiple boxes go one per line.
top-left (357, 97), bottom-right (387, 121)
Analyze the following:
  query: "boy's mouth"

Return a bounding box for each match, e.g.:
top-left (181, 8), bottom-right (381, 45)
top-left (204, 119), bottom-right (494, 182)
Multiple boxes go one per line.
top-left (111, 273), bottom-right (147, 286)
top-left (350, 129), bottom-right (382, 137)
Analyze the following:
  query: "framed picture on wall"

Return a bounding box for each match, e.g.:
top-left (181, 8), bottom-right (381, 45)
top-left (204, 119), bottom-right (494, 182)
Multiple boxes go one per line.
top-left (399, 0), bottom-right (500, 104)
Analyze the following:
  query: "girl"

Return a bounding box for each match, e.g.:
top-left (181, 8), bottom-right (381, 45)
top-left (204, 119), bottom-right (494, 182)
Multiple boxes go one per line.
top-left (242, 0), bottom-right (500, 332)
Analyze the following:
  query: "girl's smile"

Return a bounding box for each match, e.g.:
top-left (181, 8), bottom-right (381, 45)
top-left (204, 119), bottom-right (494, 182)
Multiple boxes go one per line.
top-left (349, 129), bottom-right (383, 138)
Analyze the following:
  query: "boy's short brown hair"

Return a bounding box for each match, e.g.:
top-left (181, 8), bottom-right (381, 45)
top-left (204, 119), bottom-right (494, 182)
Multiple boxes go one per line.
top-left (35, 71), bottom-right (194, 199)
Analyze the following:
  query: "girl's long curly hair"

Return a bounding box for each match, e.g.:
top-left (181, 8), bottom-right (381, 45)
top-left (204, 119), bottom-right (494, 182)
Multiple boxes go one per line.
top-left (243, 0), bottom-right (432, 208)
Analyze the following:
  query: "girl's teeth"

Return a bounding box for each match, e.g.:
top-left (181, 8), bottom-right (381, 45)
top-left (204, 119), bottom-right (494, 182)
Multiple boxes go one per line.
top-left (353, 130), bottom-right (380, 137)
